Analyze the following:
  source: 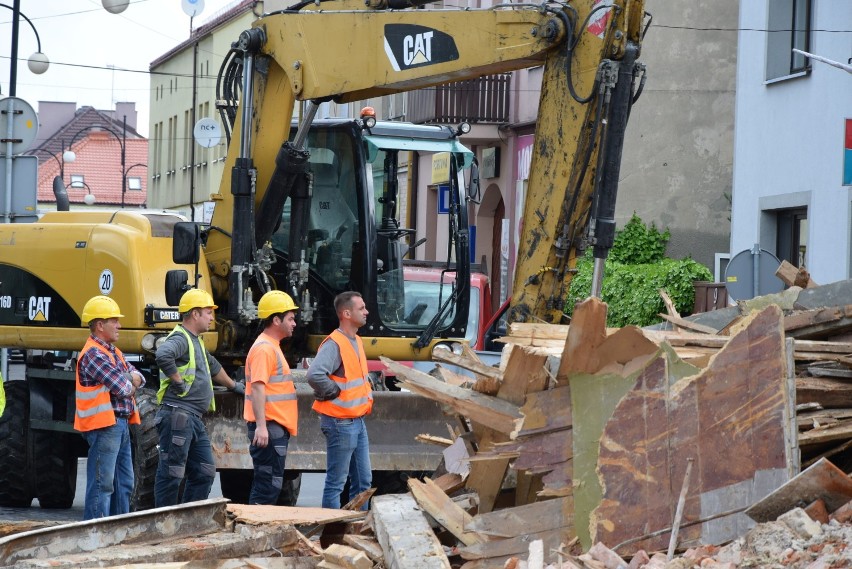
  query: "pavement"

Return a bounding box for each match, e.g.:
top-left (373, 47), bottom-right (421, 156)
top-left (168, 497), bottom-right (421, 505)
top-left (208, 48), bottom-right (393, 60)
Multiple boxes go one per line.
top-left (0, 459), bottom-right (325, 524)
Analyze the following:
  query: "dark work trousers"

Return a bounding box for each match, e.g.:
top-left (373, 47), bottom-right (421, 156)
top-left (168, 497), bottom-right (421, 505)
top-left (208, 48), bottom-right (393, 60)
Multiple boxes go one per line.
top-left (154, 405), bottom-right (216, 507)
top-left (247, 420), bottom-right (291, 505)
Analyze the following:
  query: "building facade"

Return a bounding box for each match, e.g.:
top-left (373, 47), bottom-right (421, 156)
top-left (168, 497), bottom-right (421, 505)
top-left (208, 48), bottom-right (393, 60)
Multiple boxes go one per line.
top-left (26, 102), bottom-right (147, 210)
top-left (730, 0), bottom-right (852, 283)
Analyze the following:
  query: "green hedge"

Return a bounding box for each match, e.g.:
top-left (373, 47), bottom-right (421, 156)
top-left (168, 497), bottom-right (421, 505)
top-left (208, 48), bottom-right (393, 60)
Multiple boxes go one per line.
top-left (565, 215), bottom-right (713, 327)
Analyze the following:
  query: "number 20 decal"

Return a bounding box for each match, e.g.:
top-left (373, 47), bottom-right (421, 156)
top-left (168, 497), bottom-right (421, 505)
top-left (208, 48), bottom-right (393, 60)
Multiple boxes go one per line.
top-left (99, 269), bottom-right (114, 295)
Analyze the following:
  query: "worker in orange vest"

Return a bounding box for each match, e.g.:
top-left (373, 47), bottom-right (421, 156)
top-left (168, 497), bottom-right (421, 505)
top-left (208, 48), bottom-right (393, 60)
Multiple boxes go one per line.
top-left (76, 295), bottom-right (145, 519)
top-left (307, 291), bottom-right (374, 509)
top-left (244, 290), bottom-right (299, 504)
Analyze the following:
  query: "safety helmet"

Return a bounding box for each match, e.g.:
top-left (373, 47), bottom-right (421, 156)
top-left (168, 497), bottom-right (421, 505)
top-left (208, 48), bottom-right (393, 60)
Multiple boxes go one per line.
top-left (258, 290), bottom-right (298, 319)
top-left (178, 289), bottom-right (218, 313)
top-left (81, 295), bottom-right (124, 325)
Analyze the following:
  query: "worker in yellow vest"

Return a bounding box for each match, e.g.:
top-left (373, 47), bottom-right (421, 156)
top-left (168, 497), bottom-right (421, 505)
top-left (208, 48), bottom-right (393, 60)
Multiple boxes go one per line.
top-left (154, 288), bottom-right (240, 507)
top-left (307, 291), bottom-right (374, 509)
top-left (76, 295), bottom-right (145, 519)
top-left (244, 290), bottom-right (299, 504)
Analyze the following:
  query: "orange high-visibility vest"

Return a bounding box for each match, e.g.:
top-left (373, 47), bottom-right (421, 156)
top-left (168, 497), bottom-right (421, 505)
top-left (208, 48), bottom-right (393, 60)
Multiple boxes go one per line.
top-left (74, 337), bottom-right (141, 432)
top-left (312, 330), bottom-right (373, 419)
top-left (244, 333), bottom-right (298, 435)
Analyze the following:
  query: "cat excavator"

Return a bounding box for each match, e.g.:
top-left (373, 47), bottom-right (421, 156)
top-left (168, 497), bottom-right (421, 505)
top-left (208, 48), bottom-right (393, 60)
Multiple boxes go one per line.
top-left (0, 0), bottom-right (647, 509)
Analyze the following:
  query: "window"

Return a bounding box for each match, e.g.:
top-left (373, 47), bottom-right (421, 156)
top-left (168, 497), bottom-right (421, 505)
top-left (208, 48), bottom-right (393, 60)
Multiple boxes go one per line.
top-left (128, 177), bottom-right (142, 191)
top-left (70, 174), bottom-right (84, 188)
top-left (776, 207), bottom-right (808, 267)
top-left (766, 0), bottom-right (811, 81)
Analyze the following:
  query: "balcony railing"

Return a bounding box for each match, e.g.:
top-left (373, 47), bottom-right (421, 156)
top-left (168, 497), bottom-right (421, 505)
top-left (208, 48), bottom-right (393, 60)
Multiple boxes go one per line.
top-left (406, 73), bottom-right (511, 125)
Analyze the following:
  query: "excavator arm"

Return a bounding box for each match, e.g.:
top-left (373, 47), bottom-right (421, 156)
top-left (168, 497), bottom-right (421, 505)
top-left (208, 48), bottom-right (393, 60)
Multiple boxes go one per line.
top-left (205, 0), bottom-right (647, 335)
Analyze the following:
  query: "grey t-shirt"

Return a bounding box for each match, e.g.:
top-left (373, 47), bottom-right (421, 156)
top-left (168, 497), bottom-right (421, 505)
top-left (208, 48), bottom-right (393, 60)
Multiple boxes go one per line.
top-left (306, 330), bottom-right (361, 401)
top-left (156, 325), bottom-right (223, 415)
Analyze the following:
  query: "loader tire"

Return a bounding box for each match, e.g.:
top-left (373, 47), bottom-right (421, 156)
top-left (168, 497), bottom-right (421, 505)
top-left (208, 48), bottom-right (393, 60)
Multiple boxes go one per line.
top-left (32, 430), bottom-right (77, 509)
top-left (0, 381), bottom-right (34, 507)
top-left (131, 390), bottom-right (159, 511)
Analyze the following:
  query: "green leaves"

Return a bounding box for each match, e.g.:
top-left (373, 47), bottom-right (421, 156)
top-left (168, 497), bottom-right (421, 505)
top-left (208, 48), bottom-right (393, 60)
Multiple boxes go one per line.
top-left (565, 216), bottom-right (712, 327)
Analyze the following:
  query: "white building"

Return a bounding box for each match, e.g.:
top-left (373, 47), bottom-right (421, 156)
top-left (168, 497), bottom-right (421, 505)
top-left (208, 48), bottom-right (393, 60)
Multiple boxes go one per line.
top-left (730, 0), bottom-right (852, 283)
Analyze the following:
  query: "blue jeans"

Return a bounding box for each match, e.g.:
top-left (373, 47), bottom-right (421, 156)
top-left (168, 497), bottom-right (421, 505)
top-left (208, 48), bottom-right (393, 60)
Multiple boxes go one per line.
top-left (319, 414), bottom-right (372, 510)
top-left (247, 421), bottom-right (291, 505)
top-left (82, 417), bottom-right (133, 520)
top-left (154, 405), bottom-right (216, 507)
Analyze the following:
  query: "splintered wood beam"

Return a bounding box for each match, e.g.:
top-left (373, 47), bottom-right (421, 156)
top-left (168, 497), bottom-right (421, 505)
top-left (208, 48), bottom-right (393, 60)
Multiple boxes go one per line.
top-left (371, 494), bottom-right (450, 569)
top-left (657, 313), bottom-right (718, 334)
top-left (557, 297), bottom-right (609, 381)
top-left (518, 385), bottom-right (572, 436)
top-left (432, 351), bottom-right (503, 381)
top-left (382, 358), bottom-right (523, 436)
top-left (408, 478), bottom-right (487, 546)
top-left (797, 376), bottom-right (852, 409)
top-left (776, 259), bottom-right (818, 288)
top-left (466, 496), bottom-right (574, 538)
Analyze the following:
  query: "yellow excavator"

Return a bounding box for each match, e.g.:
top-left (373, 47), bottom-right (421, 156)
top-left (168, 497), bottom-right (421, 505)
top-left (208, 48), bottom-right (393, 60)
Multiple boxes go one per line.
top-left (0, 0), bottom-right (647, 509)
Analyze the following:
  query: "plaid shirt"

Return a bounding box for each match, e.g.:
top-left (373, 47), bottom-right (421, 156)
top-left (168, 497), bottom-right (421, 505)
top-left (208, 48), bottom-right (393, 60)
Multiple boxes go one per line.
top-left (79, 335), bottom-right (144, 417)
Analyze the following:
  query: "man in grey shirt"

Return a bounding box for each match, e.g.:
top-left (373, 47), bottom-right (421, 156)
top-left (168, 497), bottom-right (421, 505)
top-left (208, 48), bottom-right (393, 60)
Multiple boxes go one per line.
top-left (154, 289), bottom-right (242, 507)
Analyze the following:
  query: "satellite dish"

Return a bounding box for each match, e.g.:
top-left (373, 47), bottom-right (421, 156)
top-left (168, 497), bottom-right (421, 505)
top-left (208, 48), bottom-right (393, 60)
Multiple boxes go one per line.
top-left (0, 97), bottom-right (39, 155)
top-left (193, 117), bottom-right (221, 148)
top-left (725, 245), bottom-right (785, 301)
top-left (181, 0), bottom-right (205, 18)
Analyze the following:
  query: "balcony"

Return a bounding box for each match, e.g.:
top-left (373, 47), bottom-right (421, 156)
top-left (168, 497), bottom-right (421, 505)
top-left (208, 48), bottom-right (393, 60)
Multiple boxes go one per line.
top-left (406, 73), bottom-right (511, 125)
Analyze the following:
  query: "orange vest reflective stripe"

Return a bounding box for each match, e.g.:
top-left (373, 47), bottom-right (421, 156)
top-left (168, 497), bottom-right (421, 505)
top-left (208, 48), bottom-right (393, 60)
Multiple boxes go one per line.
top-left (74, 337), bottom-right (141, 432)
top-left (244, 333), bottom-right (298, 435)
top-left (312, 330), bottom-right (373, 419)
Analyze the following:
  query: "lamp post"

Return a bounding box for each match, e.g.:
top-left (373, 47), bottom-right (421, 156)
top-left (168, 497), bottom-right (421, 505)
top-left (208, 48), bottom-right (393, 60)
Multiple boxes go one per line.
top-left (125, 163), bottom-right (148, 205)
top-left (64, 116), bottom-right (128, 208)
top-left (2, 1), bottom-right (50, 384)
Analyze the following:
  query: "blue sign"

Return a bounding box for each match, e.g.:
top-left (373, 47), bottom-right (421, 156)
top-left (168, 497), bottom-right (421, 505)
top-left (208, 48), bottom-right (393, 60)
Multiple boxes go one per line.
top-left (437, 184), bottom-right (450, 214)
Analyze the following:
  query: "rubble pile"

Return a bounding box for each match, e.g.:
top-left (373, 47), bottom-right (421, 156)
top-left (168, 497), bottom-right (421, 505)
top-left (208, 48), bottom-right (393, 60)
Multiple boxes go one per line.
top-left (4, 266), bottom-right (852, 568)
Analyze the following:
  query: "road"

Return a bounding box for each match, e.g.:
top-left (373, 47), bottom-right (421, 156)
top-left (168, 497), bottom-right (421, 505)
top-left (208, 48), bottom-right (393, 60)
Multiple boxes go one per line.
top-left (0, 459), bottom-right (325, 524)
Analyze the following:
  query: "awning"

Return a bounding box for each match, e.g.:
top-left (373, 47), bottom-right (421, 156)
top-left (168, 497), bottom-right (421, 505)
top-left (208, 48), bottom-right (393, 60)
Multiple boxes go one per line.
top-left (364, 135), bottom-right (474, 169)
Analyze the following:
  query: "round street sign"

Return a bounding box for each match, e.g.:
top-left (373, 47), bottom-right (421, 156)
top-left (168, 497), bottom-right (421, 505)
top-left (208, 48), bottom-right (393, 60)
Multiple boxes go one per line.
top-left (0, 97), bottom-right (39, 155)
top-left (193, 117), bottom-right (221, 149)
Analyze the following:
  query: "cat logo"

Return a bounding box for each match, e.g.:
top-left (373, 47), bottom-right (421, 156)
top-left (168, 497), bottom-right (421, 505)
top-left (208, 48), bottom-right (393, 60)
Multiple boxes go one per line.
top-left (384, 24), bottom-right (459, 72)
top-left (28, 296), bottom-right (52, 322)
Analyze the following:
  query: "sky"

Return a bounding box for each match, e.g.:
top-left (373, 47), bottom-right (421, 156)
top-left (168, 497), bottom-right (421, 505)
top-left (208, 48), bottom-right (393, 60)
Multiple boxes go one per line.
top-left (1, 0), bottom-right (239, 137)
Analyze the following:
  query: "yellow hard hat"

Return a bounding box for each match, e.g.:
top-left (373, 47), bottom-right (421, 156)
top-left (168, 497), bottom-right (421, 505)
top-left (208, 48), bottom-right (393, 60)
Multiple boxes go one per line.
top-left (178, 289), bottom-right (217, 313)
top-left (258, 290), bottom-right (298, 319)
top-left (82, 295), bottom-right (124, 325)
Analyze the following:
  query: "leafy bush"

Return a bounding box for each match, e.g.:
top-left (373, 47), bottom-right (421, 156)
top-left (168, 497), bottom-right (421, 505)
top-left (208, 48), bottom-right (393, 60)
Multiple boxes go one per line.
top-left (565, 216), bottom-right (712, 327)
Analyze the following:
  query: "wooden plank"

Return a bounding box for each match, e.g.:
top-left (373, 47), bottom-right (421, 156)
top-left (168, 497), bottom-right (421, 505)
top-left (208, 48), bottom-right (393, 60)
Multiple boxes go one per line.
top-left (433, 365), bottom-right (474, 388)
top-left (497, 345), bottom-right (550, 405)
top-left (586, 305), bottom-right (791, 554)
top-left (467, 497), bottom-right (573, 538)
top-left (431, 473), bottom-right (465, 495)
top-left (557, 297), bottom-right (608, 381)
top-left (370, 494), bottom-right (450, 569)
top-left (465, 454), bottom-right (510, 514)
top-left (322, 544), bottom-right (372, 569)
top-left (798, 422), bottom-right (852, 446)
top-left (416, 434), bottom-right (454, 446)
top-left (796, 376), bottom-right (852, 409)
top-left (432, 351), bottom-right (502, 381)
top-left (342, 535), bottom-right (384, 563)
top-left (776, 259), bottom-right (818, 288)
top-left (657, 313), bottom-right (719, 334)
top-left (408, 478), bottom-right (486, 546)
top-left (227, 504), bottom-right (364, 526)
top-left (516, 385), bottom-right (572, 436)
top-left (457, 528), bottom-right (573, 560)
top-left (660, 289), bottom-right (681, 332)
top-left (383, 358), bottom-right (523, 436)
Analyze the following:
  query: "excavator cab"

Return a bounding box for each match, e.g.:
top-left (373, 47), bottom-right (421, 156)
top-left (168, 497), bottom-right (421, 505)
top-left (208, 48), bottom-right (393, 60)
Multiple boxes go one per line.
top-left (265, 119), bottom-right (473, 357)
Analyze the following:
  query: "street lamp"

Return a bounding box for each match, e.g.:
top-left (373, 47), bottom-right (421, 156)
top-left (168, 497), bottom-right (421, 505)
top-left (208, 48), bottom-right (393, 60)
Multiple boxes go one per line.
top-left (66, 180), bottom-right (97, 206)
top-left (64, 117), bottom-right (128, 208)
top-left (1, 2), bottom-right (50, 95)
